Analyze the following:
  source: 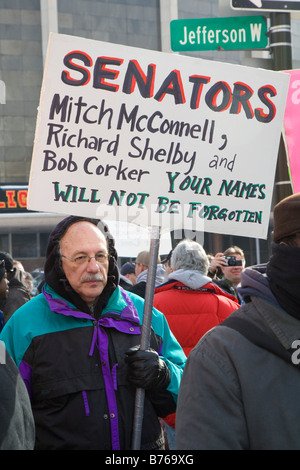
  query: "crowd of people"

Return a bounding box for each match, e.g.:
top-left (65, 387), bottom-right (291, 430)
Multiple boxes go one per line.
top-left (0, 192), bottom-right (300, 449)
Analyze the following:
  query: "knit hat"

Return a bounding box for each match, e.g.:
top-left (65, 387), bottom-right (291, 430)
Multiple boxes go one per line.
top-left (120, 262), bottom-right (135, 276)
top-left (135, 250), bottom-right (161, 267)
top-left (44, 216), bottom-right (119, 316)
top-left (273, 193), bottom-right (300, 242)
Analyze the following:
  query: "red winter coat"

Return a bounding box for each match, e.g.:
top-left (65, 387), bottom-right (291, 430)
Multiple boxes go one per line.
top-left (154, 271), bottom-right (240, 430)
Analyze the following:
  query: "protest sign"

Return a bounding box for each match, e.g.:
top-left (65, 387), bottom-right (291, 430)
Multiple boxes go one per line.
top-left (283, 69), bottom-right (300, 193)
top-left (28, 33), bottom-right (290, 239)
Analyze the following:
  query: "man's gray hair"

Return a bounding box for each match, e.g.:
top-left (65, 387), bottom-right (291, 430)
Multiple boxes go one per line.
top-left (170, 239), bottom-right (209, 274)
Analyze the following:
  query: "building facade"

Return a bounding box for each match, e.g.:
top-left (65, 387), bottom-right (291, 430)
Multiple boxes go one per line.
top-left (0, 0), bottom-right (299, 270)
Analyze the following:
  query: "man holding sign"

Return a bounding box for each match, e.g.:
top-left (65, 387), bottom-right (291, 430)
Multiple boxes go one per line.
top-left (0, 216), bottom-right (185, 450)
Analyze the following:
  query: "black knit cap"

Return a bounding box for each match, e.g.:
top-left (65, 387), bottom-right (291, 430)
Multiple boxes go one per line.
top-left (44, 215), bottom-right (119, 316)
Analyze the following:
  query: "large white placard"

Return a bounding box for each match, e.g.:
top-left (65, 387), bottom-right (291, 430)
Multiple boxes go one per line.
top-left (27, 33), bottom-right (290, 239)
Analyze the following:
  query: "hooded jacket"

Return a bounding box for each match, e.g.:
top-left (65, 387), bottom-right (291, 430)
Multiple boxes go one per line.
top-left (176, 263), bottom-right (300, 450)
top-left (154, 269), bottom-right (240, 356)
top-left (0, 216), bottom-right (186, 450)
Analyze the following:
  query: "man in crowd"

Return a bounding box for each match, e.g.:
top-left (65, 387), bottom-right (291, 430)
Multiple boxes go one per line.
top-left (208, 246), bottom-right (245, 303)
top-left (128, 250), bottom-right (164, 298)
top-left (0, 252), bottom-right (31, 322)
top-left (119, 262), bottom-right (136, 290)
top-left (0, 216), bottom-right (186, 450)
top-left (176, 193), bottom-right (300, 450)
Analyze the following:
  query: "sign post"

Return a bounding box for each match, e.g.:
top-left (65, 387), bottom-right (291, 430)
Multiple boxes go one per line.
top-left (131, 225), bottom-right (161, 450)
top-left (170, 16), bottom-right (268, 51)
top-left (270, 11), bottom-right (293, 203)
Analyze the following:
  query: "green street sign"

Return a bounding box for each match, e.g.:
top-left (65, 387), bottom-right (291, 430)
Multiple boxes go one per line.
top-left (170, 16), bottom-right (268, 51)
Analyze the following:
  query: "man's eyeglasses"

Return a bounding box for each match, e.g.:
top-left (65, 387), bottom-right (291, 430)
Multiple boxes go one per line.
top-left (61, 253), bottom-right (110, 265)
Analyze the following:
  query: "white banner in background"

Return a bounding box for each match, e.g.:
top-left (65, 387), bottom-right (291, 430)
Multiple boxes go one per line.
top-left (28, 33), bottom-right (290, 239)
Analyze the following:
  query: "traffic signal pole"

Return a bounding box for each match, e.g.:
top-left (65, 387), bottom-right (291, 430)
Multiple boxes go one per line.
top-left (270, 12), bottom-right (292, 70)
top-left (269, 12), bottom-right (293, 205)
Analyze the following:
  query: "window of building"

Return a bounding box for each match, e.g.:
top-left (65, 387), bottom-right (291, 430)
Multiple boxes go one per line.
top-left (40, 232), bottom-right (51, 257)
top-left (0, 234), bottom-right (9, 253)
top-left (12, 233), bottom-right (37, 258)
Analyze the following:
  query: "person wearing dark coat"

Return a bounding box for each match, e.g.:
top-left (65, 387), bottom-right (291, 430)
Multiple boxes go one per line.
top-left (176, 193), bottom-right (300, 450)
top-left (0, 259), bottom-right (9, 332)
top-left (0, 216), bottom-right (185, 450)
top-left (0, 252), bottom-right (30, 323)
top-left (127, 251), bottom-right (164, 299)
top-left (0, 340), bottom-right (35, 449)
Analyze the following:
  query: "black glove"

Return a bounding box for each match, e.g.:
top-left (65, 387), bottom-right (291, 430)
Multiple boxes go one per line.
top-left (125, 345), bottom-right (171, 390)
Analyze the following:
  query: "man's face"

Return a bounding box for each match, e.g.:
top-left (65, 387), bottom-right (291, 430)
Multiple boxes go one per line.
top-left (60, 221), bottom-right (109, 306)
top-left (221, 254), bottom-right (244, 286)
top-left (126, 272), bottom-right (137, 285)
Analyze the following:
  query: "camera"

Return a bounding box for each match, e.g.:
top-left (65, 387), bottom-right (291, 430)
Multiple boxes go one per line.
top-left (223, 256), bottom-right (242, 266)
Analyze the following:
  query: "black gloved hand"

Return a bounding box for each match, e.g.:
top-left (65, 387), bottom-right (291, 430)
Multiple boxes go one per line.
top-left (125, 345), bottom-right (171, 390)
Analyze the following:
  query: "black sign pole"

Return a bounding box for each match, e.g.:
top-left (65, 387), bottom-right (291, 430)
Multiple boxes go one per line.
top-left (269, 12), bottom-right (293, 205)
top-left (131, 225), bottom-right (161, 450)
top-left (270, 12), bottom-right (292, 70)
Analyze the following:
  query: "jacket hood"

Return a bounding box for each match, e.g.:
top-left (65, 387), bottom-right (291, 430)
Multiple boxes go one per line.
top-left (136, 264), bottom-right (165, 286)
top-left (168, 269), bottom-right (211, 290)
top-left (156, 269), bottom-right (238, 303)
top-left (238, 264), bottom-right (278, 305)
top-left (44, 215), bottom-right (119, 316)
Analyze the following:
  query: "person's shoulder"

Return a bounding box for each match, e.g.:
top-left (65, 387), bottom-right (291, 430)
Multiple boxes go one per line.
top-left (124, 287), bottom-right (169, 324)
top-left (191, 308), bottom-right (250, 357)
top-left (17, 292), bottom-right (46, 308)
top-left (5, 293), bottom-right (47, 323)
top-left (123, 288), bottom-right (144, 304)
top-left (127, 281), bottom-right (146, 298)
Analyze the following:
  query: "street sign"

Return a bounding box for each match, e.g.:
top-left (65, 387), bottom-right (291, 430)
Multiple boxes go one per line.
top-left (231, 0), bottom-right (300, 11)
top-left (170, 16), bottom-right (268, 52)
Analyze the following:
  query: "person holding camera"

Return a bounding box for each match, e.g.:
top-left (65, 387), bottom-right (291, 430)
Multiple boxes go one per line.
top-left (208, 246), bottom-right (245, 303)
